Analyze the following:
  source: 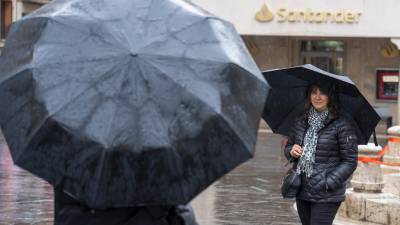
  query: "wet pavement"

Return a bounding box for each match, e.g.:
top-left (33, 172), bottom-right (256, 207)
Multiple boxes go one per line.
top-left (192, 132), bottom-right (300, 225)
top-left (0, 136), bottom-right (53, 225)
top-left (0, 132), bottom-right (300, 225)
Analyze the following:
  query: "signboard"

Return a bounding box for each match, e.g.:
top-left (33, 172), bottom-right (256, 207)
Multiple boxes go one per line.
top-left (376, 69), bottom-right (399, 100)
top-left (191, 0), bottom-right (400, 38)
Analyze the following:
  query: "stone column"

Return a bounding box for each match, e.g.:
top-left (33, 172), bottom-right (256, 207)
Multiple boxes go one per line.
top-left (338, 135), bottom-right (400, 224)
top-left (339, 144), bottom-right (389, 221)
top-left (351, 143), bottom-right (384, 192)
top-left (385, 126), bottom-right (400, 165)
top-left (391, 38), bottom-right (400, 124)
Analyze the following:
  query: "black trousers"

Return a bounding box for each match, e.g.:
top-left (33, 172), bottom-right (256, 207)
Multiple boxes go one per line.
top-left (296, 199), bottom-right (341, 225)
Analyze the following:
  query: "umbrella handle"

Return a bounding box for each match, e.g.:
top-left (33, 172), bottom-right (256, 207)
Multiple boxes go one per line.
top-left (373, 129), bottom-right (378, 146)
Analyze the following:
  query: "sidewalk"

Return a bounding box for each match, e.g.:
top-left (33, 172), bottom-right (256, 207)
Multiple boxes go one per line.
top-left (192, 132), bottom-right (300, 225)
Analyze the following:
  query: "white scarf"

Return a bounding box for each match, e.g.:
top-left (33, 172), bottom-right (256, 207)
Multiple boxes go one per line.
top-left (296, 107), bottom-right (329, 177)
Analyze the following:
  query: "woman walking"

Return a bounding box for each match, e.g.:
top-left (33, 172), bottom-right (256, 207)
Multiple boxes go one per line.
top-left (284, 84), bottom-right (358, 225)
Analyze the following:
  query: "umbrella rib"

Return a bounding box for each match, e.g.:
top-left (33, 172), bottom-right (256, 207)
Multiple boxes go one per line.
top-left (31, 56), bottom-right (127, 104)
top-left (0, 65), bottom-right (30, 90)
top-left (166, 17), bottom-right (219, 41)
top-left (91, 147), bottom-right (107, 206)
top-left (48, 17), bottom-right (128, 52)
top-left (137, 0), bottom-right (213, 50)
top-left (142, 0), bottom-right (156, 36)
top-left (32, 54), bottom-right (127, 72)
top-left (52, 60), bottom-right (127, 128)
top-left (14, 60), bottom-right (128, 162)
top-left (139, 58), bottom-right (224, 114)
top-left (108, 0), bottom-right (157, 52)
top-left (139, 55), bottom-right (261, 91)
top-left (137, 16), bottom-right (220, 55)
top-left (140, 53), bottom-right (231, 65)
top-left (100, 60), bottom-right (136, 147)
top-left (132, 58), bottom-right (187, 200)
top-left (139, 58), bottom-right (254, 152)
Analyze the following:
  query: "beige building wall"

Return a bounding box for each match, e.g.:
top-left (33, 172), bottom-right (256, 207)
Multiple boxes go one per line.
top-left (16, 1), bottom-right (41, 19)
top-left (242, 36), bottom-right (293, 70)
top-left (243, 36), bottom-right (400, 123)
top-left (353, 38), bottom-right (399, 123)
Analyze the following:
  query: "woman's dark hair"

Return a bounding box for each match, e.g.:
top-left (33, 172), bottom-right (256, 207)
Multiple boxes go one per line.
top-left (304, 84), bottom-right (338, 117)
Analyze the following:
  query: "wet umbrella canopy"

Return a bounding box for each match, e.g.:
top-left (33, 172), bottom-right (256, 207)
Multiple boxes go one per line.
top-left (0, 0), bottom-right (268, 208)
top-left (262, 64), bottom-right (380, 145)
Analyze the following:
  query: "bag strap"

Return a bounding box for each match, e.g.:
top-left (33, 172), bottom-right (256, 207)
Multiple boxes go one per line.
top-left (373, 129), bottom-right (378, 146)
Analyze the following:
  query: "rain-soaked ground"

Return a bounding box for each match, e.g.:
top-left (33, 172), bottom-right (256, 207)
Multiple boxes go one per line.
top-left (0, 132), bottom-right (301, 225)
top-left (192, 132), bottom-right (300, 225)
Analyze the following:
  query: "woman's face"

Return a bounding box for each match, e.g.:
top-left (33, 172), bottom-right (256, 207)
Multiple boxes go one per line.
top-left (310, 87), bottom-right (329, 112)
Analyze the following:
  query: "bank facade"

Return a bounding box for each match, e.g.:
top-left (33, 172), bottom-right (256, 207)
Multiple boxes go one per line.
top-left (193, 0), bottom-right (400, 125)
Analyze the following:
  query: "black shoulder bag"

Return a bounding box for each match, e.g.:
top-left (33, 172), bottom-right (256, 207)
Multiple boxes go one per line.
top-left (281, 132), bottom-right (307, 199)
top-left (281, 121), bottom-right (309, 198)
top-left (281, 157), bottom-right (301, 198)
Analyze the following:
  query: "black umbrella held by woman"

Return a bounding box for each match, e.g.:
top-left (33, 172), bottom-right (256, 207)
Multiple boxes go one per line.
top-left (262, 64), bottom-right (380, 145)
top-left (0, 0), bottom-right (268, 213)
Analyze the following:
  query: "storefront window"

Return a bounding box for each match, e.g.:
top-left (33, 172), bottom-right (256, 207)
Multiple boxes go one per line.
top-left (1, 0), bottom-right (13, 39)
top-left (300, 40), bottom-right (345, 75)
top-left (376, 69), bottom-right (399, 100)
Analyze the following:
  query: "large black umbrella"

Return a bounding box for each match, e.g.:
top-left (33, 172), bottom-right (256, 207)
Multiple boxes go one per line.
top-left (0, 0), bottom-right (268, 208)
top-left (262, 64), bottom-right (380, 144)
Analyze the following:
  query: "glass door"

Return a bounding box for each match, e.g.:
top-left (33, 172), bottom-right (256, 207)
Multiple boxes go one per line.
top-left (300, 40), bottom-right (345, 75)
top-left (1, 0), bottom-right (13, 39)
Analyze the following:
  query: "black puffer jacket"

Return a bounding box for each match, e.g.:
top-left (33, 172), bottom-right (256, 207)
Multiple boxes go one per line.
top-left (54, 188), bottom-right (199, 225)
top-left (284, 113), bottom-right (358, 202)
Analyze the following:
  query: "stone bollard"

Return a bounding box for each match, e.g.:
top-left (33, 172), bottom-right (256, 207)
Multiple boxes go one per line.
top-left (351, 143), bottom-right (384, 192)
top-left (385, 126), bottom-right (400, 165)
top-left (338, 139), bottom-right (400, 225)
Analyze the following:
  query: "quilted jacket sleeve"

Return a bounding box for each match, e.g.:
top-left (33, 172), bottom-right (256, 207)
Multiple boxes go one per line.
top-left (283, 118), bottom-right (303, 161)
top-left (325, 118), bottom-right (358, 190)
top-left (284, 134), bottom-right (294, 161)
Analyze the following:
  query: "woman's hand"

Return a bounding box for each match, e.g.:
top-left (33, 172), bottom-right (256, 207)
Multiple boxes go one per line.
top-left (290, 144), bottom-right (303, 158)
